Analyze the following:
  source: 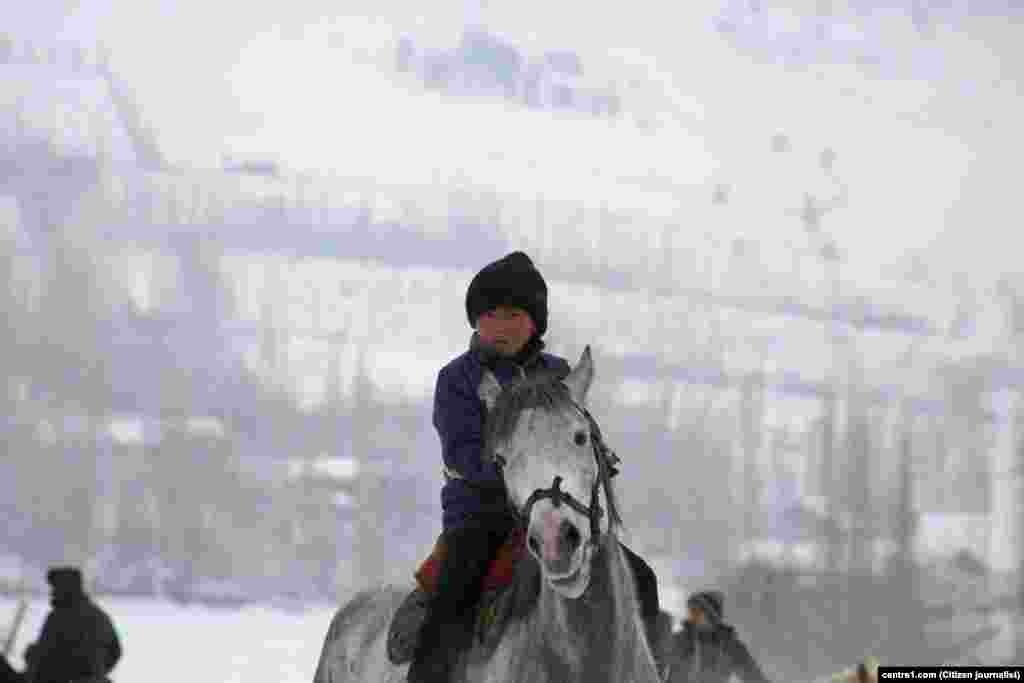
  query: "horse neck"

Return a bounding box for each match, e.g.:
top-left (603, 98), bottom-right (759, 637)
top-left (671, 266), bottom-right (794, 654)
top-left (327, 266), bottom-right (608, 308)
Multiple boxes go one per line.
top-left (529, 534), bottom-right (660, 683)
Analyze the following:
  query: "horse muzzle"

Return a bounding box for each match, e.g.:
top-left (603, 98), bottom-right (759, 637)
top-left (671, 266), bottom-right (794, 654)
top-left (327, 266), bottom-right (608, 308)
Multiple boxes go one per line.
top-left (527, 505), bottom-right (594, 598)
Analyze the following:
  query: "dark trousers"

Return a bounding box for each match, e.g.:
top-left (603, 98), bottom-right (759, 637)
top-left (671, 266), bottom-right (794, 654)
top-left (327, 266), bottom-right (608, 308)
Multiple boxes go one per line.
top-left (408, 512), bottom-right (516, 683)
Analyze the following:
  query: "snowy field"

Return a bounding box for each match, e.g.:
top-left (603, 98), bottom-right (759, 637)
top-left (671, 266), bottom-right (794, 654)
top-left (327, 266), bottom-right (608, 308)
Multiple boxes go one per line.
top-left (1, 583), bottom-right (690, 682)
top-left (1, 596), bottom-right (337, 683)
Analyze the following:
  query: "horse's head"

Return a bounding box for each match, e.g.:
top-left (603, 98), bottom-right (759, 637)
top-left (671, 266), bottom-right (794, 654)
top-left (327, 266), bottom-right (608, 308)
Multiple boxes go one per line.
top-left (479, 346), bottom-right (618, 599)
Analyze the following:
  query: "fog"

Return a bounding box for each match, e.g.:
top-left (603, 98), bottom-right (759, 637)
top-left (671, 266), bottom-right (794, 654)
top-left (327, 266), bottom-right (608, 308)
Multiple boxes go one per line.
top-left (1, 1), bottom-right (1022, 680)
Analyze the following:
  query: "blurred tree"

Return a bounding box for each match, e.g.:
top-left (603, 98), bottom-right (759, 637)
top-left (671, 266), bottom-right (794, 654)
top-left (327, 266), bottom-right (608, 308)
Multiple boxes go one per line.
top-left (35, 229), bottom-right (113, 409)
top-left (0, 231), bottom-right (25, 414)
top-left (740, 374), bottom-right (765, 549)
top-left (843, 408), bottom-right (873, 573)
top-left (999, 276), bottom-right (1024, 661)
top-left (0, 33), bottom-right (13, 62)
top-left (347, 345), bottom-right (401, 589)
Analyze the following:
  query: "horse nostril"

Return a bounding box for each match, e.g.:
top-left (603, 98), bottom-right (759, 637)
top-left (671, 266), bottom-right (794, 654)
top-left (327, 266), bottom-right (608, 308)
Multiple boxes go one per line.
top-left (528, 533), bottom-right (541, 556)
top-left (561, 520), bottom-right (582, 554)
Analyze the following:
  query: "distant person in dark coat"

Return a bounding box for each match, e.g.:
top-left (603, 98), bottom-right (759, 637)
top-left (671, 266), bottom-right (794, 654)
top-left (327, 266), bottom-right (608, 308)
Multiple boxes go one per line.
top-left (22, 567), bottom-right (121, 683)
top-left (668, 590), bottom-right (771, 683)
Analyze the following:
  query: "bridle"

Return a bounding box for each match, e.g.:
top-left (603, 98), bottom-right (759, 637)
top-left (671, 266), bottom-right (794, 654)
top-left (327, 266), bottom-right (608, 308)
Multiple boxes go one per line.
top-left (493, 394), bottom-right (622, 542)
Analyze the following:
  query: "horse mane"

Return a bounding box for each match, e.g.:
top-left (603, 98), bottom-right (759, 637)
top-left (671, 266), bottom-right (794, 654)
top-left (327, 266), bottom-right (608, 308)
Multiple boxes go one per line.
top-left (482, 370), bottom-right (573, 457)
top-left (481, 370), bottom-right (624, 533)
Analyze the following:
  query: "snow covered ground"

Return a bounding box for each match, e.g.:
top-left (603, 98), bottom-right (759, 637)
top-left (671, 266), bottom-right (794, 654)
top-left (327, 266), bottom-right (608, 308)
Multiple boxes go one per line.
top-left (0, 583), bottom-right (691, 682)
top-left (0, 596), bottom-right (337, 683)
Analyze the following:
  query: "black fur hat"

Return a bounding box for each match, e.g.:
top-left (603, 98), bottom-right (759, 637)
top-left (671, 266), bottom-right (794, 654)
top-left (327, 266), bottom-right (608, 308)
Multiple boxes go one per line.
top-left (465, 251), bottom-right (548, 337)
top-left (46, 566), bottom-right (83, 591)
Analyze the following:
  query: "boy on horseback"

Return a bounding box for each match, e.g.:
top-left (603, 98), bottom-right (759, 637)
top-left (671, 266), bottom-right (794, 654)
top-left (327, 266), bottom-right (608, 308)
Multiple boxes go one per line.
top-left (408, 251), bottom-right (662, 683)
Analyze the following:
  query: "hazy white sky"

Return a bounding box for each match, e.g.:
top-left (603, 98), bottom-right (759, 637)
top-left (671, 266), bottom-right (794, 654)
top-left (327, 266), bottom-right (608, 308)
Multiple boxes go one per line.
top-left (7, 0), bottom-right (1023, 282)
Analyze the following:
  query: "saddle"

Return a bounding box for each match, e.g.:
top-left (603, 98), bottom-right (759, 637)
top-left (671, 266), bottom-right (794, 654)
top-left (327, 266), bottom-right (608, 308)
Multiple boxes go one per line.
top-left (387, 527), bottom-right (530, 664)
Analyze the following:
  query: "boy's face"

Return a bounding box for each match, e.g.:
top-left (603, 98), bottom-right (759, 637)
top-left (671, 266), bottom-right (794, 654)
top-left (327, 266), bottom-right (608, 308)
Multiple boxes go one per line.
top-left (477, 306), bottom-right (535, 356)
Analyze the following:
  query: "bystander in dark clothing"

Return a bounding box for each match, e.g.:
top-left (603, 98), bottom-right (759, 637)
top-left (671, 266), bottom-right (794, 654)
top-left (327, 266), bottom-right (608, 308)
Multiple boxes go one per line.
top-left (669, 590), bottom-right (771, 683)
top-left (22, 567), bottom-right (121, 683)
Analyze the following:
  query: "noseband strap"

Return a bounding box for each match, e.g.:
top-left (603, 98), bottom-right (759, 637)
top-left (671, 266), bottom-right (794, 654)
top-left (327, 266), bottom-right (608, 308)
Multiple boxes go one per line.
top-left (521, 474), bottom-right (605, 539)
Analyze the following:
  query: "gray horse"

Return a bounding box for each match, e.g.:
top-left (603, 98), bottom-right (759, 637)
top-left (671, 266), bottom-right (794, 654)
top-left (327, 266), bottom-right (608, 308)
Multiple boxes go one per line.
top-left (312, 346), bottom-right (663, 683)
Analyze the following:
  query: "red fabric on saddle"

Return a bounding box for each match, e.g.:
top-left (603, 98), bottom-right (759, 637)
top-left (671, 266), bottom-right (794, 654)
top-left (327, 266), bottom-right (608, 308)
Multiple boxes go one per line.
top-left (414, 527), bottom-right (527, 594)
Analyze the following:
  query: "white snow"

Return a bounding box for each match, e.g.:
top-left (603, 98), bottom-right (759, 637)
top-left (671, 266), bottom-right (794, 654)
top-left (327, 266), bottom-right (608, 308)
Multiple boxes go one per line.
top-left (0, 596), bottom-right (336, 683)
top-left (106, 417), bottom-right (145, 445)
top-left (1, 589), bottom-right (691, 681)
top-left (184, 416), bottom-right (227, 440)
top-left (916, 513), bottom-right (994, 564)
top-left (286, 455), bottom-right (360, 482)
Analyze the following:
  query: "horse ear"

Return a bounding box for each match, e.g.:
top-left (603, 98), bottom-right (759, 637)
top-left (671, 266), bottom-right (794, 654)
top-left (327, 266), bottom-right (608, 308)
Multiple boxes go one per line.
top-left (478, 369), bottom-right (502, 412)
top-left (564, 345), bottom-right (594, 404)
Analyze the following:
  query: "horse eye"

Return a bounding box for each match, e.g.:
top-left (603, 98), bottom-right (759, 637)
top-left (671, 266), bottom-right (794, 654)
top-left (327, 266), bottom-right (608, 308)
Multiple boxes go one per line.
top-left (574, 430), bottom-right (588, 447)
top-left (494, 453), bottom-right (507, 467)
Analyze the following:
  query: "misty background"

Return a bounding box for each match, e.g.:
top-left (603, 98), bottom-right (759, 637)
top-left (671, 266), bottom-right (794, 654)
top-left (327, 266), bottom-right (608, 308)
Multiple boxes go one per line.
top-left (1, 0), bottom-right (1022, 680)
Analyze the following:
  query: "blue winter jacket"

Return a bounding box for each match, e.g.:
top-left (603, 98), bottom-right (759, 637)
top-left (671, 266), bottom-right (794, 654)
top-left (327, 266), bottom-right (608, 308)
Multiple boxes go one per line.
top-left (434, 333), bottom-right (570, 532)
